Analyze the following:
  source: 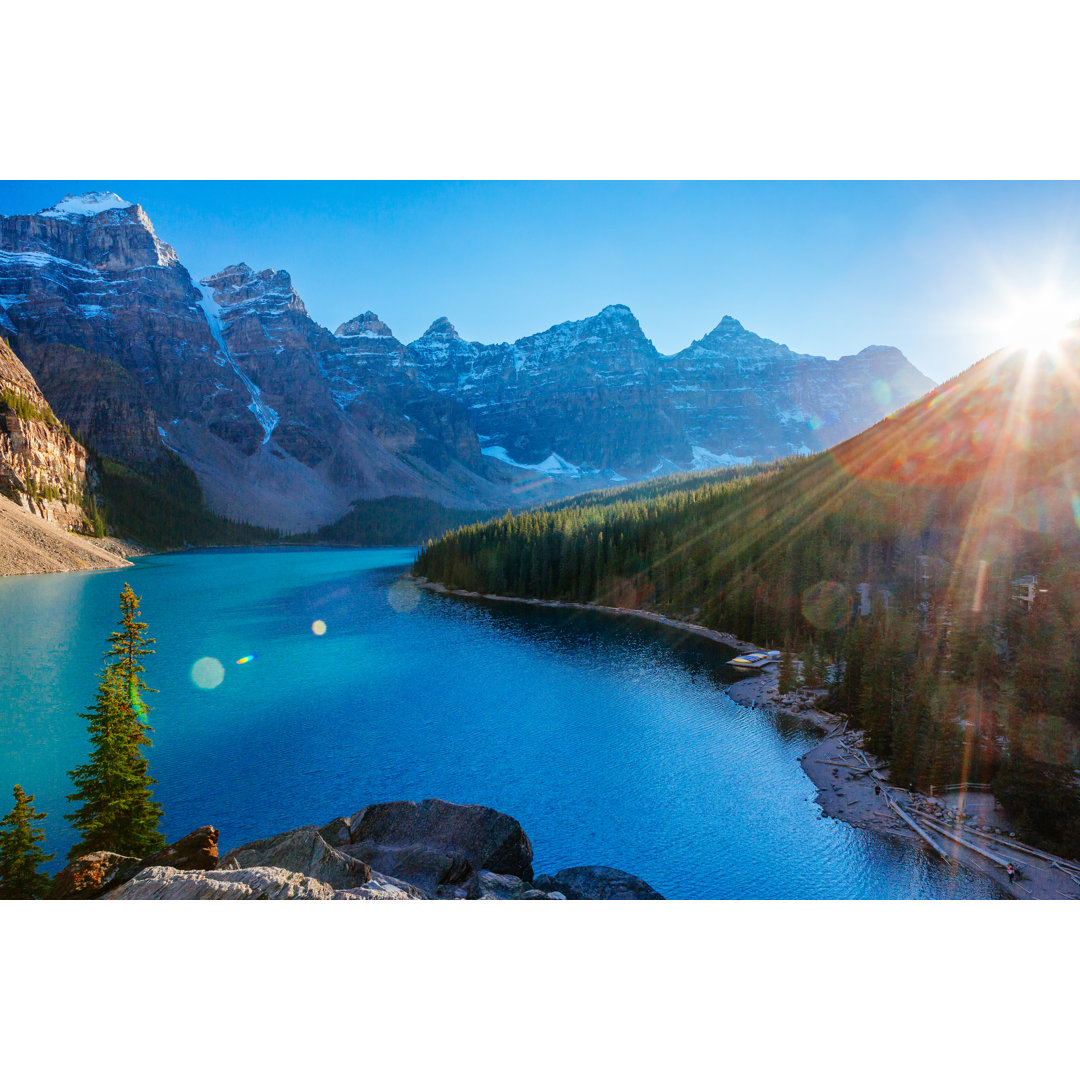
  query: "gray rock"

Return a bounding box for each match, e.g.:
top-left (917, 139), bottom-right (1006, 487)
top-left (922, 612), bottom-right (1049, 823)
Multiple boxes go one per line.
top-left (317, 816), bottom-right (354, 848)
top-left (105, 865), bottom-right (339, 900)
top-left (334, 871), bottom-right (429, 900)
top-left (337, 841), bottom-right (466, 897)
top-left (542, 866), bottom-right (665, 900)
top-left (475, 870), bottom-right (527, 900)
top-left (349, 798), bottom-right (534, 881)
top-left (220, 826), bottom-right (372, 890)
top-left (102, 864), bottom-right (427, 900)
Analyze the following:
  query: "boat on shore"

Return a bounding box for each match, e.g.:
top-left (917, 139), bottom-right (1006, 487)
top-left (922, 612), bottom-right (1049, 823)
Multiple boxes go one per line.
top-left (727, 650), bottom-right (781, 670)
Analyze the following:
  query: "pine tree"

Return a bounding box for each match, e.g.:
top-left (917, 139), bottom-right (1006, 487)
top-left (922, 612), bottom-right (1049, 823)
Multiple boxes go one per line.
top-left (777, 644), bottom-right (798, 696)
top-left (0, 785), bottom-right (53, 899)
top-left (65, 585), bottom-right (165, 859)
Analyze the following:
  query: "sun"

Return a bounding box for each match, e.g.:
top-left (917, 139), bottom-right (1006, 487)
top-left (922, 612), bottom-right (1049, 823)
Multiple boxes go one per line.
top-left (992, 284), bottom-right (1079, 355)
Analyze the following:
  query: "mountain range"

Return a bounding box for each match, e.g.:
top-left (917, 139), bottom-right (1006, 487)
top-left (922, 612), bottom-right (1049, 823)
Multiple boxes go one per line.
top-left (0, 192), bottom-right (935, 533)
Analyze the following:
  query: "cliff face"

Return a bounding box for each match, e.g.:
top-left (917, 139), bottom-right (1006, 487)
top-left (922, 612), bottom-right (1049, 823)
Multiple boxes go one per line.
top-left (0, 337), bottom-right (91, 530)
top-left (655, 318), bottom-right (937, 463)
top-left (185, 264), bottom-right (508, 531)
top-left (0, 193), bottom-right (264, 467)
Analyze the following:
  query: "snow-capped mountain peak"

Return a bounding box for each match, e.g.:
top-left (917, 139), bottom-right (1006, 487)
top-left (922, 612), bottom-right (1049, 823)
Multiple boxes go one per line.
top-left (335, 312), bottom-right (395, 338)
top-left (40, 192), bottom-right (134, 219)
top-left (422, 316), bottom-right (461, 339)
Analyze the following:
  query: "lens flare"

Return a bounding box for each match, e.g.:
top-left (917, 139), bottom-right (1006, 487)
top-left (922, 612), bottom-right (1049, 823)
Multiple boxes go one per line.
top-left (128, 679), bottom-right (148, 720)
top-left (871, 379), bottom-right (892, 409)
top-left (236, 654), bottom-right (256, 665)
top-left (388, 579), bottom-right (421, 613)
top-left (191, 656), bottom-right (225, 690)
top-left (801, 581), bottom-right (853, 631)
top-left (311, 619), bottom-right (327, 636)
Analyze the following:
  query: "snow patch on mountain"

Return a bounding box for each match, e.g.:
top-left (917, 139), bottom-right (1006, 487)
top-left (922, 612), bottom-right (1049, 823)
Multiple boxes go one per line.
top-left (192, 275), bottom-right (279, 443)
top-left (690, 446), bottom-right (755, 470)
top-left (41, 192), bottom-right (134, 219)
top-left (482, 445), bottom-right (580, 475)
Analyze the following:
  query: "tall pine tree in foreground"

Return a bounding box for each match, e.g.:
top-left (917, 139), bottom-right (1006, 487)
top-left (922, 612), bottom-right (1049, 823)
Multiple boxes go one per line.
top-left (65, 583), bottom-right (165, 859)
top-left (0, 785), bottom-right (53, 899)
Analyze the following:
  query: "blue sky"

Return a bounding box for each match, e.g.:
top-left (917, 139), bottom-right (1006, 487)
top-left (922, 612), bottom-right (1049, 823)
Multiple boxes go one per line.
top-left (3, 180), bottom-right (1080, 383)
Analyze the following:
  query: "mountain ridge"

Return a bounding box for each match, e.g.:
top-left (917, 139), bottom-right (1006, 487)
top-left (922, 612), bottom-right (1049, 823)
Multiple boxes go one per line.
top-left (0, 191), bottom-right (936, 533)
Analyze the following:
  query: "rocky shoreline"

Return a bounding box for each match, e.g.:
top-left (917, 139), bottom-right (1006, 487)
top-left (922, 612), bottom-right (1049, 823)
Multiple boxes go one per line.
top-left (417, 578), bottom-right (1080, 900)
top-left (49, 798), bottom-right (664, 901)
top-left (0, 495), bottom-right (144, 577)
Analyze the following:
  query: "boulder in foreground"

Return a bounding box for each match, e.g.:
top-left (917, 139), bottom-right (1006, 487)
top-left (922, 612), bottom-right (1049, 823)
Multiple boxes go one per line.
top-left (343, 798), bottom-right (535, 887)
top-left (533, 866), bottom-right (665, 900)
top-left (220, 826), bottom-right (372, 890)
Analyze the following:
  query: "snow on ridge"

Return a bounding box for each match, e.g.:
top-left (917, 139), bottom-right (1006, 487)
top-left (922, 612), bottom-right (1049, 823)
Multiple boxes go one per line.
top-left (690, 446), bottom-right (755, 470)
top-left (41, 192), bottom-right (134, 218)
top-left (192, 276), bottom-right (279, 443)
top-left (482, 445), bottom-right (583, 476)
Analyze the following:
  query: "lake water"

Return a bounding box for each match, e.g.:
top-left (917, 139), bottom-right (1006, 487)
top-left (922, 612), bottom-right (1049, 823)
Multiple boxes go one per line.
top-left (0, 547), bottom-right (1001, 898)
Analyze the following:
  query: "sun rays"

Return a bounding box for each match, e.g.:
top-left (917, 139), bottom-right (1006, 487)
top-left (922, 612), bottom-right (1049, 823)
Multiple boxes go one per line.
top-left (986, 280), bottom-right (1079, 357)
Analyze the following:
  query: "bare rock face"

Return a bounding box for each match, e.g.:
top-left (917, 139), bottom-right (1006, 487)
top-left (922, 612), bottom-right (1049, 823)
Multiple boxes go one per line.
top-left (48, 851), bottom-right (141, 900)
top-left (345, 798), bottom-right (535, 887)
top-left (532, 866), bottom-right (665, 900)
top-left (0, 337), bottom-right (92, 530)
top-left (0, 195), bottom-right (265, 467)
top-left (220, 825), bottom-right (373, 890)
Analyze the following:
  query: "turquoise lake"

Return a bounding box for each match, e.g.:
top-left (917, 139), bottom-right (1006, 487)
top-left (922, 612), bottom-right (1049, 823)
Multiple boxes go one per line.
top-left (0, 547), bottom-right (1002, 898)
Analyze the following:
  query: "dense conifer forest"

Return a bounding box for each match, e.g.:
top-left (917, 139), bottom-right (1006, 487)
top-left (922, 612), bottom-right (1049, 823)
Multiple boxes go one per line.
top-left (417, 346), bottom-right (1080, 856)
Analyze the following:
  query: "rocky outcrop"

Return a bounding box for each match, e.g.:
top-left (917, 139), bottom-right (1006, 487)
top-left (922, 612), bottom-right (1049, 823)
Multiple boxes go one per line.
top-left (48, 851), bottom-right (141, 900)
top-left (532, 866), bottom-right (665, 900)
top-left (134, 825), bottom-right (219, 873)
top-left (219, 825), bottom-right (373, 890)
top-left (81, 799), bottom-right (661, 900)
top-left (48, 827), bottom-right (221, 899)
top-left (0, 337), bottom-right (92, 530)
top-left (343, 798), bottom-right (535, 886)
top-left (104, 864), bottom-right (423, 900)
top-left (475, 870), bottom-right (566, 900)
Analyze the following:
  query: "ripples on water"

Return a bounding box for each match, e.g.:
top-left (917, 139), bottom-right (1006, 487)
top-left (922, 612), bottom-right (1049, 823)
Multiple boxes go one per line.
top-left (0, 548), bottom-right (1001, 899)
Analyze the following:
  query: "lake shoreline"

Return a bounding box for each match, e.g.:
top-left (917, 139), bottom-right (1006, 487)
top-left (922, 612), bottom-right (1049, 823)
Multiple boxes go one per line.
top-left (414, 576), bottom-right (1077, 900)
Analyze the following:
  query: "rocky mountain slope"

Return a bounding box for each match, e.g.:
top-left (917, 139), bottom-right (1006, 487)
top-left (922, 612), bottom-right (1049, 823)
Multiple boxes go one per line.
top-left (0, 495), bottom-right (132, 576)
top-left (0, 192), bottom-right (935, 534)
top-left (0, 336), bottom-right (92, 530)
